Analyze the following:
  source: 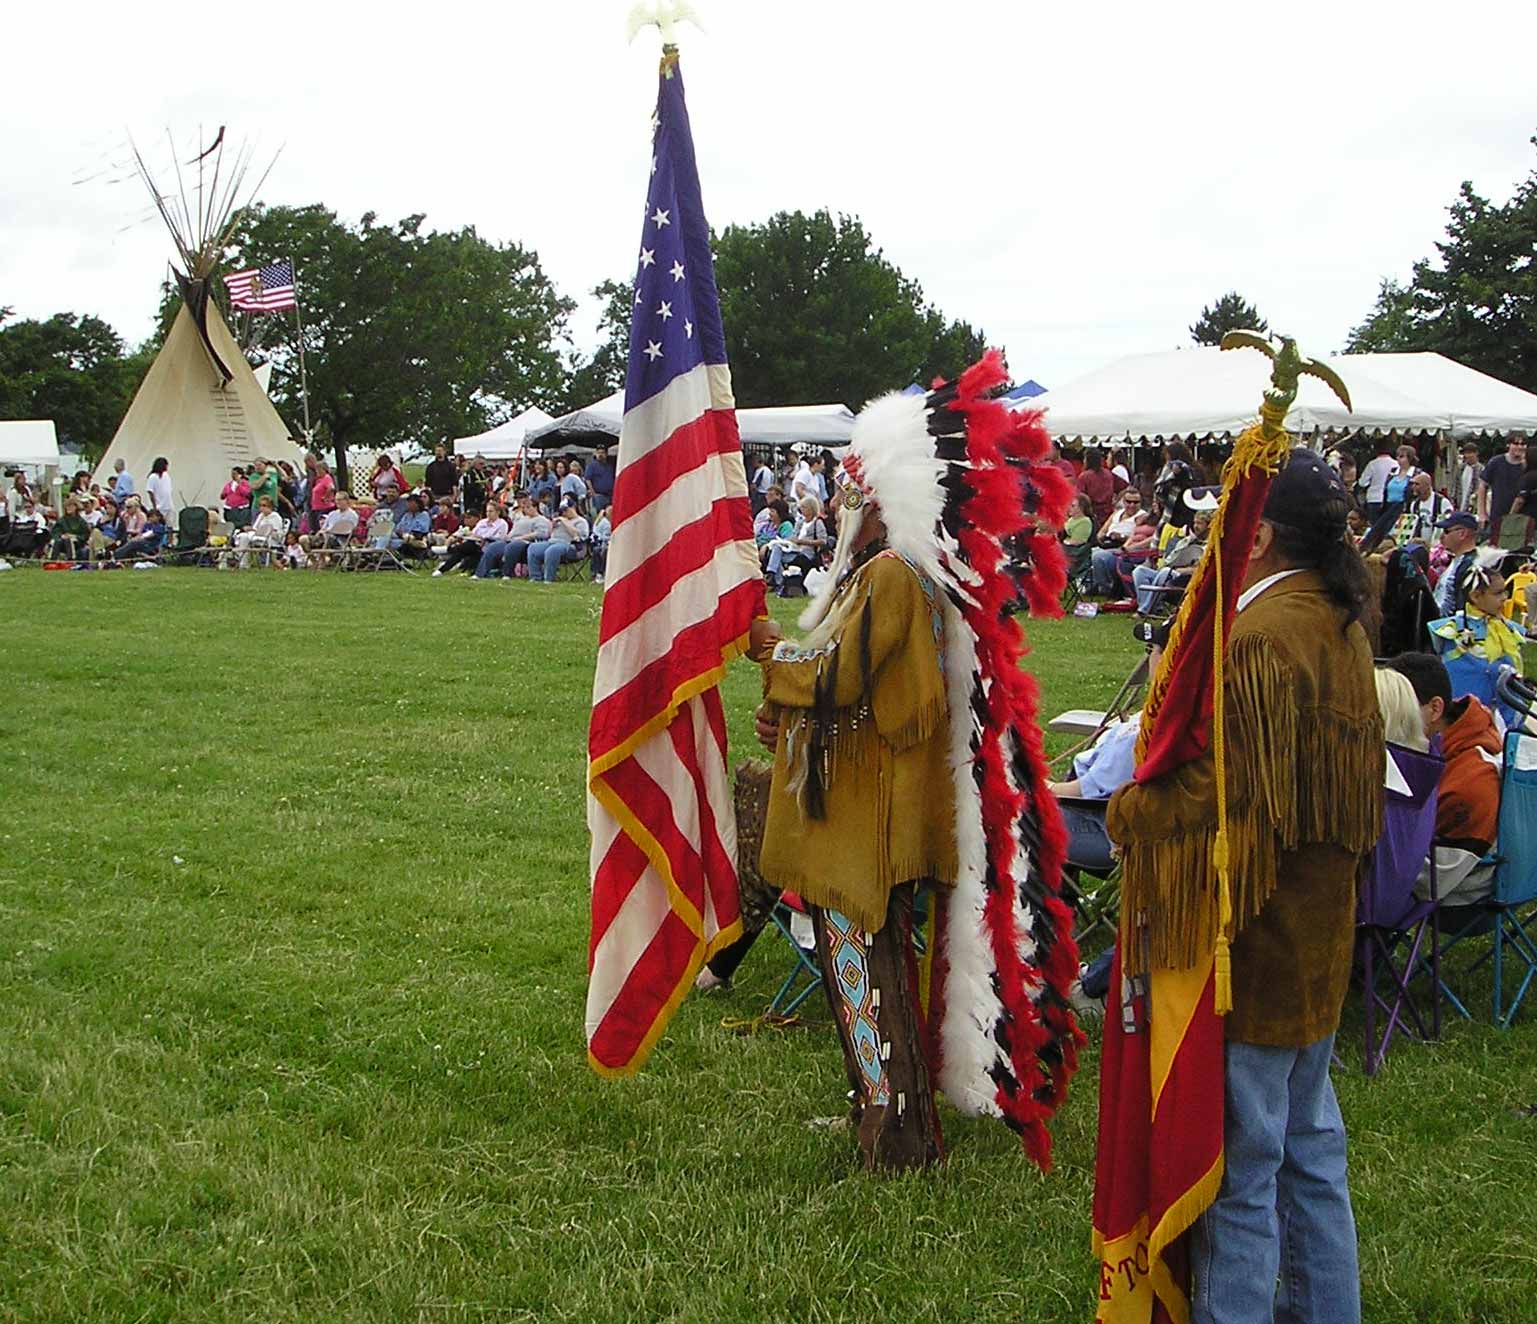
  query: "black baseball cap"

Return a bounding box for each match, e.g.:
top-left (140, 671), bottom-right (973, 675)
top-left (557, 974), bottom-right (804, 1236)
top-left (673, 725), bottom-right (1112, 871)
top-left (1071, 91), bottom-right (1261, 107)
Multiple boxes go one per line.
top-left (1264, 447), bottom-right (1348, 535)
top-left (1437, 511), bottom-right (1477, 533)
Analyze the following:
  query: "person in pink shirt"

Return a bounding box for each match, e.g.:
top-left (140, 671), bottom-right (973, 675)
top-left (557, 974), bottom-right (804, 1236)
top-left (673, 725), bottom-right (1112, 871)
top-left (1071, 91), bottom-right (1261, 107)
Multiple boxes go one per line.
top-left (220, 467), bottom-right (251, 526)
top-left (433, 502), bottom-right (508, 576)
top-left (307, 461), bottom-right (337, 535)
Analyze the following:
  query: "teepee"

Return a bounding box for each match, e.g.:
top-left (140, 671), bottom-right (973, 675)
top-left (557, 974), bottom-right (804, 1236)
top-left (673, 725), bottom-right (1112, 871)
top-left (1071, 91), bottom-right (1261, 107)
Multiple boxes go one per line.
top-left (94, 131), bottom-right (303, 512)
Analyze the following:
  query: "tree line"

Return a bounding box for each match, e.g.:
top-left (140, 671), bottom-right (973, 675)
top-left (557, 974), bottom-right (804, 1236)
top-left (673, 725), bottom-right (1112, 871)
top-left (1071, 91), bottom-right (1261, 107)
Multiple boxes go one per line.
top-left (1, 207), bottom-right (988, 466)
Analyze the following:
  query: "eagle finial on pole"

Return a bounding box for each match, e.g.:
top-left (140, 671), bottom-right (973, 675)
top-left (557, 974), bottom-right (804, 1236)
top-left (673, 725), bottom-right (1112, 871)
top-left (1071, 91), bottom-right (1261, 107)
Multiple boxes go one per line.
top-left (1221, 329), bottom-right (1352, 438)
top-left (627, 0), bottom-right (705, 49)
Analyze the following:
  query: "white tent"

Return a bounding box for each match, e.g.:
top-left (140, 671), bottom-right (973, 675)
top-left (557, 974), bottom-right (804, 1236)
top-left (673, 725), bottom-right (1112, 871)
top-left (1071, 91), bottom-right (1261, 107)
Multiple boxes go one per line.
top-left (1035, 348), bottom-right (1537, 445)
top-left (92, 303), bottom-right (305, 512)
top-left (0, 420), bottom-right (62, 469)
top-left (452, 405), bottom-right (558, 459)
top-left (525, 391), bottom-right (855, 448)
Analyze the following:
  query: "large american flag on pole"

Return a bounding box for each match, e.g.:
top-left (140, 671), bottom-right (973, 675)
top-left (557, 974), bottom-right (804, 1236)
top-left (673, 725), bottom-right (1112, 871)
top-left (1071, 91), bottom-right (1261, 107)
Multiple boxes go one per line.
top-left (584, 51), bottom-right (766, 1076)
top-left (224, 259), bottom-right (297, 312)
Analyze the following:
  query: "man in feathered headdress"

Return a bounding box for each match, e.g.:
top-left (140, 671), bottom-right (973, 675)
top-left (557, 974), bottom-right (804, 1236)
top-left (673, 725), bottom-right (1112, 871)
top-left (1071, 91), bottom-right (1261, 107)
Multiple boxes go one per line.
top-left (750, 352), bottom-right (1083, 1173)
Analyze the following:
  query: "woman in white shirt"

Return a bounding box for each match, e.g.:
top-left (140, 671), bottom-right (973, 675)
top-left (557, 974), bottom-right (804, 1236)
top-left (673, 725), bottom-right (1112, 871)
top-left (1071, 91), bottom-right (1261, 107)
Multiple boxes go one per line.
top-left (233, 496), bottom-right (285, 568)
top-left (145, 457), bottom-right (174, 520)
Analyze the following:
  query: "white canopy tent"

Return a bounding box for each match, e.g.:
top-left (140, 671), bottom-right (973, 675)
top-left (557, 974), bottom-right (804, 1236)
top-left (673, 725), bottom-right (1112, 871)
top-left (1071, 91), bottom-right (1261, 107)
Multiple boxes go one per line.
top-left (1034, 348), bottom-right (1537, 445)
top-left (452, 405), bottom-right (557, 459)
top-left (0, 420), bottom-right (62, 470)
top-left (525, 392), bottom-right (855, 449)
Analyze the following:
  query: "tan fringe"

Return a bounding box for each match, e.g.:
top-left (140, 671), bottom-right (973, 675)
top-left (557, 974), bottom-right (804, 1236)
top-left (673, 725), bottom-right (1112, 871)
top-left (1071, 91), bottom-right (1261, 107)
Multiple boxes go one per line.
top-left (883, 693), bottom-right (949, 754)
top-left (1122, 636), bottom-right (1384, 971)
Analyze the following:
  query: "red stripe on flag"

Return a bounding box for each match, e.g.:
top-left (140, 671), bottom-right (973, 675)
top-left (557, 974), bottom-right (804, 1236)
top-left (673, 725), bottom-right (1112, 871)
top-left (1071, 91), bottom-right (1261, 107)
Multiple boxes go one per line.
top-left (599, 496), bottom-right (754, 644)
top-left (590, 577), bottom-right (763, 762)
top-left (611, 409), bottom-right (743, 530)
top-left (666, 708), bottom-right (735, 912)
top-left (587, 907), bottom-right (699, 1070)
top-left (602, 752), bottom-right (707, 909)
top-left (588, 828), bottom-right (650, 965)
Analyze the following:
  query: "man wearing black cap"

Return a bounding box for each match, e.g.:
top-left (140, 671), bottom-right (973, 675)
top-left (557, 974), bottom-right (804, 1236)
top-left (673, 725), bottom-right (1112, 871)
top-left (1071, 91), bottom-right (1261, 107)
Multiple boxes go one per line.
top-left (1434, 512), bottom-right (1480, 615)
top-left (1108, 448), bottom-right (1383, 1324)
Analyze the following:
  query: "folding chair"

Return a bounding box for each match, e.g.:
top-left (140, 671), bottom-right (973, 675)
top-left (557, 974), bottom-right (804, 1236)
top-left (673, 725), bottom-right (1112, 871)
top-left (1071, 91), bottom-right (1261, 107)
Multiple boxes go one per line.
top-left (1437, 723), bottom-right (1537, 1028)
top-left (765, 892), bottom-right (822, 1017)
top-left (556, 541), bottom-right (591, 582)
top-left (1060, 541), bottom-right (1094, 611)
top-left (165, 506), bottom-right (210, 566)
top-left (1356, 741), bottom-right (1444, 1075)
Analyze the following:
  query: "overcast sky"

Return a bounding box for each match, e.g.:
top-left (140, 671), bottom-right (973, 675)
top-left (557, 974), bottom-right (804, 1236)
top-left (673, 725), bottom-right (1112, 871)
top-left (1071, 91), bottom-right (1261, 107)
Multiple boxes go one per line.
top-left (5, 0), bottom-right (1535, 399)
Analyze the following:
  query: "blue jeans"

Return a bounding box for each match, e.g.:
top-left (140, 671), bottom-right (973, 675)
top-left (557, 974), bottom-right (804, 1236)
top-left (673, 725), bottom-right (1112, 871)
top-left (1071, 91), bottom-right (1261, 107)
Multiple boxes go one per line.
top-left (1091, 546), bottom-right (1121, 595)
top-left (527, 539), bottom-right (579, 581)
top-left (474, 540), bottom-right (511, 577)
top-left (1191, 1036), bottom-right (1359, 1324)
top-left (1133, 563), bottom-right (1171, 614)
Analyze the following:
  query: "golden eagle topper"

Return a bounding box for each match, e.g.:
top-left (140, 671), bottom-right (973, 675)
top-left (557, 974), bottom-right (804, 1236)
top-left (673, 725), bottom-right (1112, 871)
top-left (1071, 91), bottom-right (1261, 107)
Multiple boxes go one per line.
top-left (1220, 329), bottom-right (1353, 434)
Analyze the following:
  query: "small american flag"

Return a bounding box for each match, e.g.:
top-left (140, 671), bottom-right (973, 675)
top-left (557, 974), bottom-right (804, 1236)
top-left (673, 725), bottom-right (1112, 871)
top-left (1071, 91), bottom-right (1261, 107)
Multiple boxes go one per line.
top-left (584, 53), bottom-right (765, 1076)
top-left (224, 259), bottom-right (297, 312)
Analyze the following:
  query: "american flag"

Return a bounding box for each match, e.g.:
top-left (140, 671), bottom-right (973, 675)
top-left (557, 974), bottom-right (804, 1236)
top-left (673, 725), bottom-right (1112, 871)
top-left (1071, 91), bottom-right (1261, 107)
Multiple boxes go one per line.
top-left (224, 259), bottom-right (297, 312)
top-left (584, 53), bottom-right (766, 1076)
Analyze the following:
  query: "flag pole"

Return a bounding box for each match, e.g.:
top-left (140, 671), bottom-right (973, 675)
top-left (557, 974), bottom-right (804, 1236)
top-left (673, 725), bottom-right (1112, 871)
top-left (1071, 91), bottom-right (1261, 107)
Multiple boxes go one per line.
top-left (290, 257), bottom-right (313, 444)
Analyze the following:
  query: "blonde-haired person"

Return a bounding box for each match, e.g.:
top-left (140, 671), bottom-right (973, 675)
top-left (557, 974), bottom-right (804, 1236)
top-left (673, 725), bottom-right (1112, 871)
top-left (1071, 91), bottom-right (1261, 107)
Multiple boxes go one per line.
top-left (1374, 666), bottom-right (1429, 752)
top-left (765, 494), bottom-right (830, 596)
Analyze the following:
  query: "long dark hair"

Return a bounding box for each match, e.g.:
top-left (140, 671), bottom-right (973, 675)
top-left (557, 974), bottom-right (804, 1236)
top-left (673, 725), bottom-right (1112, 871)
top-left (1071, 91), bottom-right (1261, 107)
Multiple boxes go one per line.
top-left (1083, 449), bottom-right (1103, 472)
top-left (151, 456), bottom-right (169, 476)
top-left (1268, 508), bottom-right (1373, 632)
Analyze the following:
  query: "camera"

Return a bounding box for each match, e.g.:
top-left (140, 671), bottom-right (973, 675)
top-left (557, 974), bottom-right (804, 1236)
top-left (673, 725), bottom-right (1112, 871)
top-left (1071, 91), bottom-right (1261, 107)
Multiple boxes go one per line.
top-left (1132, 617), bottom-right (1173, 650)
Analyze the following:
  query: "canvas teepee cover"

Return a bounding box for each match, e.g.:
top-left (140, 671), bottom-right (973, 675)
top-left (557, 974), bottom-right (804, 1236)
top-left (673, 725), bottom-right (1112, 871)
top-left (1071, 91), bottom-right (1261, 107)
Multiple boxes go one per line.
top-left (94, 297), bottom-right (302, 511)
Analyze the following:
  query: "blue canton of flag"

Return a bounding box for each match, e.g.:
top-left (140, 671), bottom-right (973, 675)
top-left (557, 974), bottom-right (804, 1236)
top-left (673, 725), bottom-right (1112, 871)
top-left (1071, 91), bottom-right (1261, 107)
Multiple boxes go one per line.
top-left (624, 60), bottom-right (729, 411)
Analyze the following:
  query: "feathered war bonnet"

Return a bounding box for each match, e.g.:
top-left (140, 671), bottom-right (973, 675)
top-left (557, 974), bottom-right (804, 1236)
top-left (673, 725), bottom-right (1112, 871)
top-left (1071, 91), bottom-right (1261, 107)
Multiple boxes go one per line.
top-left (808, 351), bottom-right (1086, 1168)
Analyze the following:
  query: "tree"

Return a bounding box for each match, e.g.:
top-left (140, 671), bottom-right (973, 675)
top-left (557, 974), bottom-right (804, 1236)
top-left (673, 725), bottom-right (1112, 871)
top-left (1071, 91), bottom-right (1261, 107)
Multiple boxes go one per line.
top-left (1344, 137), bottom-right (1537, 391)
top-left (706, 209), bottom-right (990, 408)
top-left (0, 310), bottom-right (150, 465)
top-left (560, 278), bottom-right (633, 411)
top-left (1189, 292), bottom-right (1270, 346)
top-left (154, 204), bottom-right (576, 451)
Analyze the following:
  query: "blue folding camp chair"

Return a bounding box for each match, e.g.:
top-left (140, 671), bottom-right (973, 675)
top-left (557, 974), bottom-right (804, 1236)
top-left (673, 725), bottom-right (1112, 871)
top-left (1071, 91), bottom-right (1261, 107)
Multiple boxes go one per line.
top-left (1356, 742), bottom-right (1444, 1075)
top-left (765, 894), bottom-right (822, 1018)
top-left (1437, 674), bottom-right (1537, 1029)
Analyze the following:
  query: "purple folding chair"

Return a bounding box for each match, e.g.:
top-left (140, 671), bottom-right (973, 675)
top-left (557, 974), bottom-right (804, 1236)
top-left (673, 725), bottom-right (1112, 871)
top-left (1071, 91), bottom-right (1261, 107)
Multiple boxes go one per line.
top-left (1356, 741), bottom-right (1444, 1076)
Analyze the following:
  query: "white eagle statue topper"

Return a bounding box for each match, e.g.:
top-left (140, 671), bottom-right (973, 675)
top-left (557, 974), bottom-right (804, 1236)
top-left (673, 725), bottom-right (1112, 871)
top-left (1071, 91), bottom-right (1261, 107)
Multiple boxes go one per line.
top-left (626, 0), bottom-right (705, 46)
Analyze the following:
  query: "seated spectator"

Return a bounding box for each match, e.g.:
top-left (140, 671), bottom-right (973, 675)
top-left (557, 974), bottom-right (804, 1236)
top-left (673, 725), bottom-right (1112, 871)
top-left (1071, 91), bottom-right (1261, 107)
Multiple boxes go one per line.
top-left (1131, 508), bottom-right (1210, 613)
top-left (1090, 488), bottom-right (1155, 596)
top-left (476, 492), bottom-right (549, 579)
top-left (304, 490), bottom-right (359, 559)
top-left (561, 460), bottom-right (589, 512)
top-left (1046, 714), bottom-right (1141, 874)
top-left (1379, 544), bottom-right (1439, 657)
top-left (1062, 493), bottom-right (1095, 547)
top-left (389, 494), bottom-right (432, 559)
top-left (1384, 652), bottom-right (1502, 905)
top-left (528, 460), bottom-right (558, 513)
top-left (526, 496), bottom-right (590, 583)
top-left (51, 499), bottom-right (91, 560)
top-left (434, 502), bottom-right (508, 576)
top-left (232, 496), bottom-right (285, 568)
top-left (113, 509), bottom-right (169, 562)
top-left (220, 466), bottom-right (251, 527)
top-left (1431, 548), bottom-right (1527, 728)
top-left (6, 499), bottom-right (52, 558)
top-left (281, 530), bottom-right (308, 570)
top-left (591, 507), bottom-right (612, 584)
top-left (755, 495), bottom-right (792, 547)
top-left (118, 496), bottom-right (148, 544)
top-left (431, 498), bottom-right (460, 543)
top-left (765, 495), bottom-right (829, 595)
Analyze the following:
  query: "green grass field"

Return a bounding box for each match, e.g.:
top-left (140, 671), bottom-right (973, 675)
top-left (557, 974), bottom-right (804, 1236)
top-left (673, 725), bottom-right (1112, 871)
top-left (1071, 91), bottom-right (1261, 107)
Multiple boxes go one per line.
top-left (2, 569), bottom-right (1534, 1323)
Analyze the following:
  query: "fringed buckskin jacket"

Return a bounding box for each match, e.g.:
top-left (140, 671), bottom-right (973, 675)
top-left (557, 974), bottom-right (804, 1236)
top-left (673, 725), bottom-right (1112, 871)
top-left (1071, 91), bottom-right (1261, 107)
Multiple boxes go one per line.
top-left (759, 550), bottom-right (957, 930)
top-left (1107, 570), bottom-right (1384, 1046)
